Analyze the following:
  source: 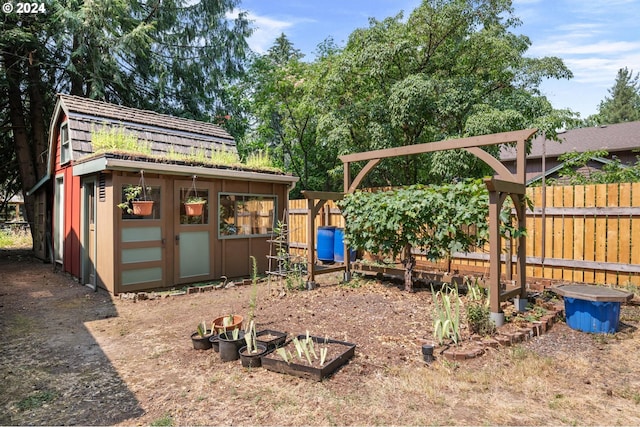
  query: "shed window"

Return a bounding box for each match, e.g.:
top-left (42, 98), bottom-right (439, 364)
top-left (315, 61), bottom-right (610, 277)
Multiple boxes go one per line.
top-left (219, 193), bottom-right (276, 238)
top-left (60, 122), bottom-right (71, 164)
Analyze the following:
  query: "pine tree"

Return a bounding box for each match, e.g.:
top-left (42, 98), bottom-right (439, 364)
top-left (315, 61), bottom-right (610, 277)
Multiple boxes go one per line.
top-left (598, 67), bottom-right (640, 124)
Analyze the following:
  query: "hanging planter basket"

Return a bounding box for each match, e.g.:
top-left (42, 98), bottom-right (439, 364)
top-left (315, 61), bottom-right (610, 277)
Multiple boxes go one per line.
top-left (184, 201), bottom-right (205, 216)
top-left (132, 200), bottom-right (154, 216)
top-left (184, 175), bottom-right (206, 216)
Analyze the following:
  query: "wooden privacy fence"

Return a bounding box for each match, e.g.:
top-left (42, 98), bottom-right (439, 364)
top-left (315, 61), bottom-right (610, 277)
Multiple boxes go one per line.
top-left (287, 182), bottom-right (640, 286)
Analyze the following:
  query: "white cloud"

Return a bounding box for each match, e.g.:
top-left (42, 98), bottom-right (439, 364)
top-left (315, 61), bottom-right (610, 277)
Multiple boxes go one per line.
top-left (228, 9), bottom-right (296, 54)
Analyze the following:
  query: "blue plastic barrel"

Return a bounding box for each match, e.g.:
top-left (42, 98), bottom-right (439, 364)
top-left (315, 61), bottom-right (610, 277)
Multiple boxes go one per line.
top-left (333, 228), bottom-right (355, 263)
top-left (317, 226), bottom-right (336, 263)
top-left (564, 297), bottom-right (621, 334)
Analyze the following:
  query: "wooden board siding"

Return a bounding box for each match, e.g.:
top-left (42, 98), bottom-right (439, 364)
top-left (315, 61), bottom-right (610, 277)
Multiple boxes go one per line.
top-left (288, 182), bottom-right (640, 286)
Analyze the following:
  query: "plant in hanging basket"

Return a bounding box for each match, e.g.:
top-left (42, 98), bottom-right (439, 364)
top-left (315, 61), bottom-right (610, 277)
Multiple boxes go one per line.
top-left (184, 196), bottom-right (206, 216)
top-left (118, 184), bottom-right (154, 215)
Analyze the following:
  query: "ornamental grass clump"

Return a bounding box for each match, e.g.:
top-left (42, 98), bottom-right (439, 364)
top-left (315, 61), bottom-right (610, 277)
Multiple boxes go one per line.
top-left (432, 284), bottom-right (461, 345)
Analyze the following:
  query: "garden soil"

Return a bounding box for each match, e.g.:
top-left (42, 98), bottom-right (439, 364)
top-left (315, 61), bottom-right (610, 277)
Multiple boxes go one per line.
top-left (2, 249), bottom-right (640, 426)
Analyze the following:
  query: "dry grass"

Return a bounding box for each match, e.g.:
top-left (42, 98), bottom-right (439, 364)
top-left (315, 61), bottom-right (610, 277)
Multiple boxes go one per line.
top-left (0, 228), bottom-right (31, 249)
top-left (2, 255), bottom-right (640, 426)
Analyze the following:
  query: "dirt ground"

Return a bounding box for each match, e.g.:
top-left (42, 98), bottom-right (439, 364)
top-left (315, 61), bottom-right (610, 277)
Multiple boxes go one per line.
top-left (1, 249), bottom-right (640, 426)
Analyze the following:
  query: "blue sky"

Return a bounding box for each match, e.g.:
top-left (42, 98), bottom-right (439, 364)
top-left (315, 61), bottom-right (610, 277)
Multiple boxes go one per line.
top-left (235, 0), bottom-right (640, 119)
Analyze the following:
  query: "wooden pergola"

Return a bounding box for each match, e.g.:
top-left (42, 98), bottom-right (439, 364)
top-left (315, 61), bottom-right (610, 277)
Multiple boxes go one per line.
top-left (340, 129), bottom-right (538, 325)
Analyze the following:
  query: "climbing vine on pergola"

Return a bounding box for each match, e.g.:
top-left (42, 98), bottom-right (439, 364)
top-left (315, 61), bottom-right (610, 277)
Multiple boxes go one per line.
top-left (340, 129), bottom-right (537, 324)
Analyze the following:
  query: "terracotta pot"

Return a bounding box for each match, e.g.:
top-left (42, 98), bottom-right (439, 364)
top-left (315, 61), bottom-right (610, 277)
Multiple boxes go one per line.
top-left (184, 202), bottom-right (205, 216)
top-left (132, 200), bottom-right (154, 216)
top-left (212, 314), bottom-right (243, 334)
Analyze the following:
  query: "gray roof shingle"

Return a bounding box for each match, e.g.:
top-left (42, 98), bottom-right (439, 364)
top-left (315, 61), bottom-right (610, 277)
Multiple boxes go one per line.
top-left (57, 94), bottom-right (236, 160)
top-left (501, 121), bottom-right (640, 161)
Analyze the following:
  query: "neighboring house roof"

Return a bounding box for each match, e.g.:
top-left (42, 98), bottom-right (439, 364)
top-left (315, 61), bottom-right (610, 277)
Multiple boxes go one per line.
top-left (526, 156), bottom-right (626, 185)
top-left (501, 121), bottom-right (640, 161)
top-left (53, 94), bottom-right (236, 161)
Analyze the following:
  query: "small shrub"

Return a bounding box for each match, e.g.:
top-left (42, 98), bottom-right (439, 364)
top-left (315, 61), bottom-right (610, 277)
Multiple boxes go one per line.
top-left (466, 301), bottom-right (496, 336)
top-left (17, 390), bottom-right (56, 411)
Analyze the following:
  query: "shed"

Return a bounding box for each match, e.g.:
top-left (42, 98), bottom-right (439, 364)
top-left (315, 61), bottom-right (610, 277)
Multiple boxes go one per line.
top-left (29, 94), bottom-right (298, 294)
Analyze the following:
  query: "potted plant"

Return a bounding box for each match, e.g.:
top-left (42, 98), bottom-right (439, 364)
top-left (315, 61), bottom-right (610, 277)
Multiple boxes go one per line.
top-left (212, 314), bottom-right (243, 334)
top-left (218, 327), bottom-right (245, 362)
top-left (190, 320), bottom-right (213, 350)
top-left (118, 184), bottom-right (154, 216)
top-left (238, 320), bottom-right (268, 368)
top-left (184, 195), bottom-right (206, 216)
top-left (261, 331), bottom-right (356, 381)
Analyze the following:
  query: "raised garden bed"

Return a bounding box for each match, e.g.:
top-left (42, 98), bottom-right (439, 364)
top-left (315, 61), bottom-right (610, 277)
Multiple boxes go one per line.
top-left (261, 335), bottom-right (356, 381)
top-left (256, 329), bottom-right (287, 351)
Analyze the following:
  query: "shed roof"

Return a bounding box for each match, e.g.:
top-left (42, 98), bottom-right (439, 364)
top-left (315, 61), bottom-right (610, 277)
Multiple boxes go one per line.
top-left (501, 121), bottom-right (640, 161)
top-left (55, 94), bottom-right (237, 161)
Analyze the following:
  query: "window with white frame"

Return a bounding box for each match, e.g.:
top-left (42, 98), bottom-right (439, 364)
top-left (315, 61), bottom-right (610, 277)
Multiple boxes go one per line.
top-left (60, 122), bottom-right (71, 164)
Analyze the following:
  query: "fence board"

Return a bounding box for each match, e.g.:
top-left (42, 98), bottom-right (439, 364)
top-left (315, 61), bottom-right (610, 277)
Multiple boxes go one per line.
top-left (572, 185), bottom-right (586, 283)
top-left (562, 186), bottom-right (575, 282)
top-left (605, 184), bottom-right (620, 284)
top-left (594, 184), bottom-right (608, 283)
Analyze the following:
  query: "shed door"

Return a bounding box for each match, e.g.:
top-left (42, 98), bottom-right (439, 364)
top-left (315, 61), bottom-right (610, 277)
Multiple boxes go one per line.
top-left (81, 178), bottom-right (97, 290)
top-left (118, 177), bottom-right (166, 292)
top-left (173, 180), bottom-right (214, 284)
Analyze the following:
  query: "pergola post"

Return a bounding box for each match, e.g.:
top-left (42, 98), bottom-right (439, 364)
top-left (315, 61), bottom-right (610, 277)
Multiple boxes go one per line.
top-left (488, 190), bottom-right (504, 325)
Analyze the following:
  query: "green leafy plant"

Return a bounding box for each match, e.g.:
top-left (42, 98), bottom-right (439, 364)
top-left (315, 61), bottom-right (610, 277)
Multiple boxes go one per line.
top-left (276, 331), bottom-right (330, 366)
top-left (196, 320), bottom-right (209, 338)
top-left (244, 320), bottom-right (259, 354)
top-left (117, 184), bottom-right (152, 213)
top-left (185, 195), bottom-right (206, 204)
top-left (432, 284), bottom-right (461, 345)
top-left (91, 125), bottom-right (151, 154)
top-left (465, 278), bottom-right (496, 336)
top-left (339, 179), bottom-right (490, 292)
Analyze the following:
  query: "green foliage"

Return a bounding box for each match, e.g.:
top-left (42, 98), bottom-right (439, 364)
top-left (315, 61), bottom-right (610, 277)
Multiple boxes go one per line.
top-left (465, 280), bottom-right (495, 336)
top-left (313, 0), bottom-right (573, 187)
top-left (91, 125), bottom-right (150, 154)
top-left (0, 228), bottom-right (32, 249)
top-left (597, 67), bottom-right (640, 125)
top-left (338, 179), bottom-right (490, 290)
top-left (432, 285), bottom-right (461, 345)
top-left (17, 390), bottom-right (56, 411)
top-left (117, 185), bottom-right (152, 213)
top-left (196, 320), bottom-right (209, 338)
top-left (150, 414), bottom-right (174, 427)
top-left (244, 150), bottom-right (276, 170)
top-left (552, 150), bottom-right (640, 184)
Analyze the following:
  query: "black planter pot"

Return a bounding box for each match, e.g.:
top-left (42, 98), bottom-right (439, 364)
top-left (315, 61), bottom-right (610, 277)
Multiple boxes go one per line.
top-left (208, 334), bottom-right (220, 352)
top-left (421, 343), bottom-right (434, 363)
top-left (191, 331), bottom-right (213, 350)
top-left (218, 330), bottom-right (246, 362)
top-left (238, 344), bottom-right (268, 368)
top-left (256, 329), bottom-right (287, 351)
